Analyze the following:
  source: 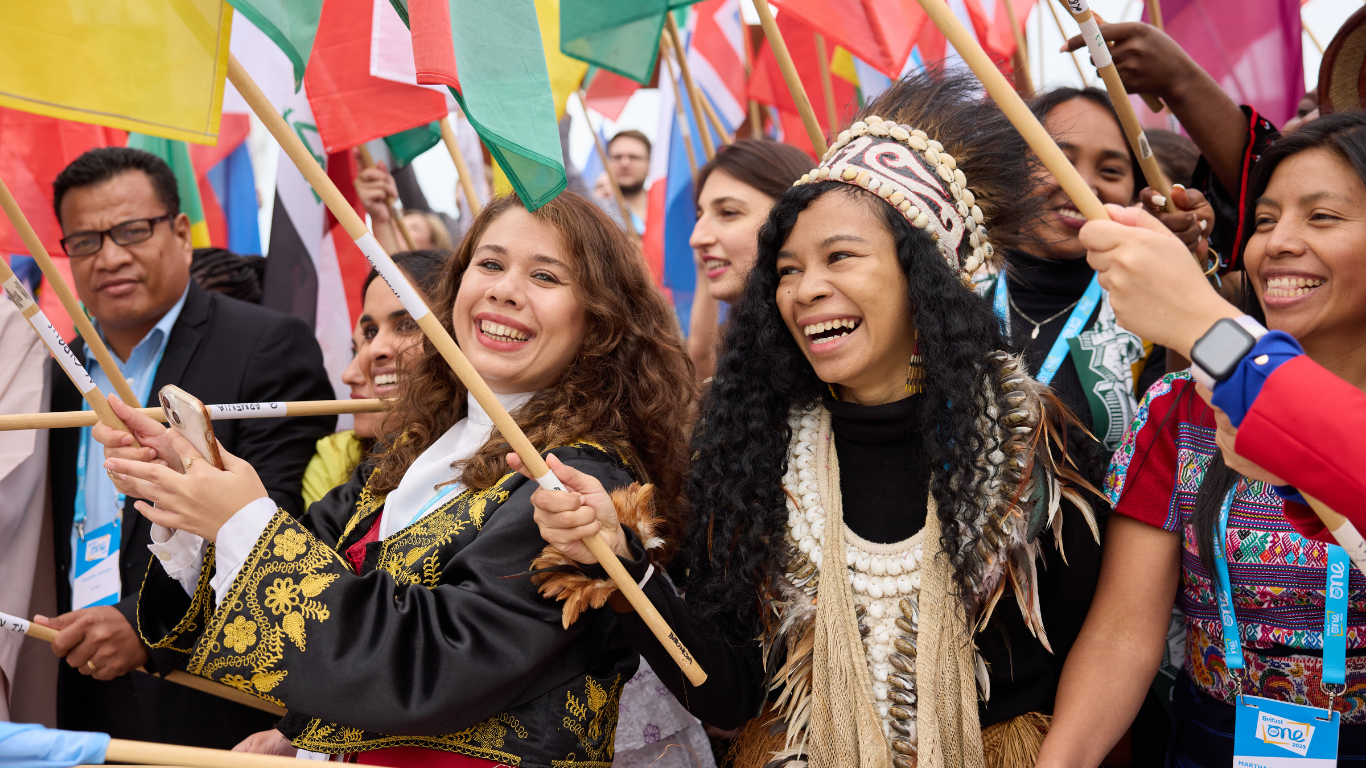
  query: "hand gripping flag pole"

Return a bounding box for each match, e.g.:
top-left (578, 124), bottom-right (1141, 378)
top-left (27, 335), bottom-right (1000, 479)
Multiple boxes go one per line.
top-left (227, 55), bottom-right (707, 686)
top-left (1, 611), bottom-right (285, 716)
top-left (1056, 0), bottom-right (1173, 211)
top-left (356, 144), bottom-right (419, 251)
top-left (915, 0), bottom-right (1366, 580)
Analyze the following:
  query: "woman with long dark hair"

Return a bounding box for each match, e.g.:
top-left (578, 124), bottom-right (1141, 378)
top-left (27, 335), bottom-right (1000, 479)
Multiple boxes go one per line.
top-left (687, 139), bottom-right (814, 382)
top-left (99, 192), bottom-right (696, 766)
top-left (989, 88), bottom-right (1212, 480)
top-left (523, 70), bottom-right (1102, 767)
top-left (1037, 112), bottom-right (1366, 766)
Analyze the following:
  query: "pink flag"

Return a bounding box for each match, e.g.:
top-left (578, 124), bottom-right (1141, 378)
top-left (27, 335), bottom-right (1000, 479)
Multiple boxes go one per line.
top-left (1143, 0), bottom-right (1302, 126)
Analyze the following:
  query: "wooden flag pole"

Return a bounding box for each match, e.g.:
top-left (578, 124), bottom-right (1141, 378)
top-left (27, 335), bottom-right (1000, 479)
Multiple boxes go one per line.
top-left (914, 0), bottom-right (1109, 222)
top-left (743, 24), bottom-right (763, 137)
top-left (227, 54), bottom-right (707, 687)
top-left (0, 258), bottom-right (136, 441)
top-left (1059, 0), bottom-right (1172, 210)
top-left (664, 14), bottom-right (716, 161)
top-left (0, 399), bottom-right (383, 432)
top-left (917, 0), bottom-right (1362, 566)
top-left (576, 91), bottom-right (641, 243)
top-left (1001, 0), bottom-right (1034, 97)
top-left (439, 116), bottom-right (484, 218)
top-left (814, 34), bottom-right (839, 133)
top-left (660, 44), bottom-right (700, 175)
top-left (356, 145), bottom-right (419, 251)
top-left (6, 611), bottom-right (284, 716)
top-left (1047, 0), bottom-right (1090, 85)
top-left (1145, 0), bottom-right (1164, 30)
top-left (698, 91), bottom-right (732, 147)
top-left (0, 175), bottom-right (140, 407)
top-left (1304, 18), bottom-right (1325, 54)
top-left (752, 0), bottom-right (827, 155)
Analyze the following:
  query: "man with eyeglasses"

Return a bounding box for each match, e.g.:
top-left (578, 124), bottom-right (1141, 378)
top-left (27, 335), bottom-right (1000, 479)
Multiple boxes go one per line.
top-left (39, 148), bottom-right (335, 748)
top-left (592, 130), bottom-right (651, 234)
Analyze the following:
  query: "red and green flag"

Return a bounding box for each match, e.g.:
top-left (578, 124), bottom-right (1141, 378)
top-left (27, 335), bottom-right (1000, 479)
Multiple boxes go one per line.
top-left (227, 0), bottom-right (325, 89)
top-left (392, 0), bottom-right (566, 210)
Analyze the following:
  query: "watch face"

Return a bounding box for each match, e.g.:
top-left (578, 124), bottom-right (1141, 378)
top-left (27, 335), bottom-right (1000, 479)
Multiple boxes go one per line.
top-left (1193, 319), bottom-right (1256, 380)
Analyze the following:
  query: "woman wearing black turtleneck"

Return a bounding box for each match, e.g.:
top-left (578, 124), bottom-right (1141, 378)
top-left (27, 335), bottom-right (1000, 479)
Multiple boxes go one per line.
top-left (989, 88), bottom-right (1186, 480)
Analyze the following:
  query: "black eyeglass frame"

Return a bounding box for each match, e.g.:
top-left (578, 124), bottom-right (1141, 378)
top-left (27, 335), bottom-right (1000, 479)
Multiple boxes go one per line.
top-left (59, 214), bottom-right (175, 258)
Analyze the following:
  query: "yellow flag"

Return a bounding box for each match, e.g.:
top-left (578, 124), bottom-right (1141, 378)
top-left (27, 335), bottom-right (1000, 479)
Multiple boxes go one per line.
top-left (830, 46), bottom-right (860, 86)
top-left (0, 0), bottom-right (233, 145)
top-left (495, 0), bottom-right (587, 195)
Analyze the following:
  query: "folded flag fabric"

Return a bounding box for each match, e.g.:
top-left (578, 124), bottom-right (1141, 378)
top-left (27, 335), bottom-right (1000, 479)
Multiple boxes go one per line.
top-left (305, 0), bottom-right (450, 155)
top-left (687, 0), bottom-right (748, 130)
top-left (393, 0), bottom-right (566, 210)
top-left (127, 135), bottom-right (213, 248)
top-left (749, 11), bottom-right (857, 158)
top-left (583, 68), bottom-right (643, 122)
top-left (0, 721), bottom-right (110, 768)
top-left (226, 0), bottom-right (325, 90)
top-left (769, 0), bottom-right (926, 80)
top-left (384, 122), bottom-right (443, 169)
top-left (0, 0), bottom-right (232, 144)
top-left (561, 0), bottom-right (676, 85)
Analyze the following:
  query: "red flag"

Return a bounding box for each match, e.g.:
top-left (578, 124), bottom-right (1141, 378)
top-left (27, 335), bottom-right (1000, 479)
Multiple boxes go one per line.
top-left (749, 12), bottom-right (858, 157)
top-left (304, 0), bottom-right (449, 154)
top-left (409, 0), bottom-right (461, 90)
top-left (584, 70), bottom-right (641, 122)
top-left (769, 0), bottom-right (927, 80)
top-left (325, 149), bottom-right (370, 326)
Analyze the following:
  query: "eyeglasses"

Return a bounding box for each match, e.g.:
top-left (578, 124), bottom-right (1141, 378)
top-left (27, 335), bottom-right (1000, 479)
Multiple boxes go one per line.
top-left (608, 153), bottom-right (649, 163)
top-left (60, 215), bottom-right (173, 258)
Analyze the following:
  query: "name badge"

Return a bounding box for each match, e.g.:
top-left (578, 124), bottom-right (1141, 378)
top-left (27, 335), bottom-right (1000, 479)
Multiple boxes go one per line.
top-left (1234, 695), bottom-right (1338, 767)
top-left (72, 518), bottom-right (120, 610)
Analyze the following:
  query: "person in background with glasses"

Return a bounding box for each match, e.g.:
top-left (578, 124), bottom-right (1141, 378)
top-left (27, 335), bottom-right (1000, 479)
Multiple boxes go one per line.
top-left (591, 130), bottom-right (651, 234)
top-left (34, 147), bottom-right (335, 750)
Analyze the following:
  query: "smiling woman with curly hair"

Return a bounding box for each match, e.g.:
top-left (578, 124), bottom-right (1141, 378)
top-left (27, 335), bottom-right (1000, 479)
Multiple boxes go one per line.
top-left (102, 191), bottom-right (695, 768)
top-left (526, 69), bottom-right (1106, 768)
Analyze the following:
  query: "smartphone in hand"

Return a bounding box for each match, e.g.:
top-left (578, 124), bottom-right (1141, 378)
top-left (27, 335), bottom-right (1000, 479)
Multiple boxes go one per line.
top-left (158, 385), bottom-right (225, 470)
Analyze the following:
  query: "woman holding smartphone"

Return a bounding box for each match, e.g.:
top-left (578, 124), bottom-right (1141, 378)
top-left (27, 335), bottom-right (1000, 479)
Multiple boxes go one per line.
top-left (99, 192), bottom-right (695, 767)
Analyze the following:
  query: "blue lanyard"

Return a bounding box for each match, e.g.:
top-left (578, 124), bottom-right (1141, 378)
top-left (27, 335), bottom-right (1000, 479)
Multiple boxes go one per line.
top-left (73, 344), bottom-right (167, 538)
top-left (993, 273), bottom-right (1103, 386)
top-left (400, 483), bottom-right (464, 532)
top-left (1212, 484), bottom-right (1348, 686)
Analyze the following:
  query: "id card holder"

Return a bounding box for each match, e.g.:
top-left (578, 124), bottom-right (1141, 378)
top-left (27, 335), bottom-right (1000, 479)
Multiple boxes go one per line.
top-left (1234, 694), bottom-right (1339, 766)
top-left (72, 517), bottom-right (121, 610)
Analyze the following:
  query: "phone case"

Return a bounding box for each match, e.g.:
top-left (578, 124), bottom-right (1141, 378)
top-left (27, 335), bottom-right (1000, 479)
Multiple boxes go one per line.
top-left (158, 385), bottom-right (225, 470)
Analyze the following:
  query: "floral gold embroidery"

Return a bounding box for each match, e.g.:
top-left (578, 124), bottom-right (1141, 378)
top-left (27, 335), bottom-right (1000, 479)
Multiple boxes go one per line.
top-left (264, 578), bottom-right (301, 615)
top-left (273, 529), bottom-right (309, 561)
top-left (554, 674), bottom-right (623, 768)
top-left (223, 616), bottom-right (257, 653)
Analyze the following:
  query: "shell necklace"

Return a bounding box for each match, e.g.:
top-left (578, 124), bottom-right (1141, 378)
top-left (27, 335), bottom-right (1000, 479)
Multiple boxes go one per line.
top-left (782, 407), bottom-right (923, 750)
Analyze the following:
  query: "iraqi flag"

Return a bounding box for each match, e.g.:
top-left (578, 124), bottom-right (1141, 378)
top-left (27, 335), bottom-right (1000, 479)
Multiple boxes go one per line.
top-left (259, 89), bottom-right (370, 410)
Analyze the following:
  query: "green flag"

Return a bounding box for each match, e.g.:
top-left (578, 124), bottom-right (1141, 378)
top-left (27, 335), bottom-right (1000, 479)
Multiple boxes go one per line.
top-left (227, 0), bottom-right (325, 89)
top-left (560, 0), bottom-right (699, 85)
top-left (389, 0), bottom-right (566, 210)
top-left (383, 122), bottom-right (442, 169)
top-left (127, 134), bottom-right (210, 247)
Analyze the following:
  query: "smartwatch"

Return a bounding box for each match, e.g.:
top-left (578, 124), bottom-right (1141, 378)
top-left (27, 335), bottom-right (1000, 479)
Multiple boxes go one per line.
top-left (1190, 317), bottom-right (1259, 384)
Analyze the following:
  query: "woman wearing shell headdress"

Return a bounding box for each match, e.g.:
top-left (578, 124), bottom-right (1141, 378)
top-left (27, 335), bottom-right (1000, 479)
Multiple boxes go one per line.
top-left (523, 69), bottom-right (1103, 768)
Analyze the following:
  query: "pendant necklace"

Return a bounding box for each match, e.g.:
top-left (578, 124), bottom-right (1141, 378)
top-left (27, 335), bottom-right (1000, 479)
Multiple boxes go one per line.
top-left (1008, 294), bottom-right (1082, 340)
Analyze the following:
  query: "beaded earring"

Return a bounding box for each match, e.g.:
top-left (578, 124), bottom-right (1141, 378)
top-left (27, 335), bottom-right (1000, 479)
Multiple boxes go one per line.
top-left (906, 342), bottom-right (925, 395)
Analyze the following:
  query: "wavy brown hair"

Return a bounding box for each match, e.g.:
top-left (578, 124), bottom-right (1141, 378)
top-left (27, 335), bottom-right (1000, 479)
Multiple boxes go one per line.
top-left (369, 193), bottom-right (696, 547)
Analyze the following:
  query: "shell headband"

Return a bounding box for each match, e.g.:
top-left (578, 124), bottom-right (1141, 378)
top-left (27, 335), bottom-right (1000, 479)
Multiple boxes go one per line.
top-left (793, 115), bottom-right (993, 279)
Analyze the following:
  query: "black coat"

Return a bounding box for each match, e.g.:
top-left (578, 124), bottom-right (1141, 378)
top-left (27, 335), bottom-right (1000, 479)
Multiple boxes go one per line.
top-left (49, 281), bottom-right (336, 748)
top-left (138, 444), bottom-right (639, 768)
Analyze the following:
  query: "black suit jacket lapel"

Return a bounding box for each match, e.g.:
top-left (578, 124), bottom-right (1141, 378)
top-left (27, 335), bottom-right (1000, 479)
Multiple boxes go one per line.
top-left (119, 284), bottom-right (210, 553)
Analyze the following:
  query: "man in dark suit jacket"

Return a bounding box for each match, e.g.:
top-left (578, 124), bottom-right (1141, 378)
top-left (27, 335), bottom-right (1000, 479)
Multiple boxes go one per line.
top-left (41, 148), bottom-right (335, 747)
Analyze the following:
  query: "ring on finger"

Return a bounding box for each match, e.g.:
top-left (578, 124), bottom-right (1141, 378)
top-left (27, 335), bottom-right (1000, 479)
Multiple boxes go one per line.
top-left (87, 660), bottom-right (98, 672)
top-left (184, 456), bottom-right (197, 471)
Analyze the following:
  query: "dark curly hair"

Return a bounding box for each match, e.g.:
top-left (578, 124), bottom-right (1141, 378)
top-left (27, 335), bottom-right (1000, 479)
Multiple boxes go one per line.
top-left (679, 69), bottom-right (1037, 641)
top-left (369, 193), bottom-right (697, 552)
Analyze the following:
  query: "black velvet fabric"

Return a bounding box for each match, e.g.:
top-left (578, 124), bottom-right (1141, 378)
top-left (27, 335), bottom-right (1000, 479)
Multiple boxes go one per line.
top-left (138, 445), bottom-right (639, 768)
top-left (50, 281), bottom-right (335, 748)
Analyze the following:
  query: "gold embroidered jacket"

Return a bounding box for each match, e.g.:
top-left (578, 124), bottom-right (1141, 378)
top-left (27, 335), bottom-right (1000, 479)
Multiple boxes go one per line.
top-left (137, 445), bottom-right (638, 768)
